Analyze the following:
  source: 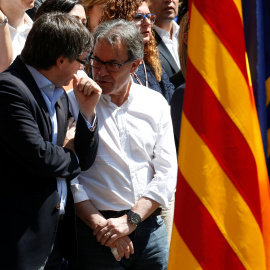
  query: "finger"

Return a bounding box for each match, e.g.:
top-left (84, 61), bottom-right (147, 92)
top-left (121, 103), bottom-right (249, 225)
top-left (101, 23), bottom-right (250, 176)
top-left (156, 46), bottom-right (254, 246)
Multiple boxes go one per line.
top-left (83, 83), bottom-right (94, 96)
top-left (121, 241), bottom-right (130, 259)
top-left (73, 74), bottom-right (79, 91)
top-left (128, 239), bottom-right (134, 255)
top-left (100, 231), bottom-right (112, 245)
top-left (67, 117), bottom-right (75, 128)
top-left (111, 247), bottom-right (121, 261)
top-left (104, 232), bottom-right (119, 246)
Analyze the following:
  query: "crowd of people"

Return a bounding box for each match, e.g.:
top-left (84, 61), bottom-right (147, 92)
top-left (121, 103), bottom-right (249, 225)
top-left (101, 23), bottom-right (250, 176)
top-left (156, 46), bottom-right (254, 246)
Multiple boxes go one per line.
top-left (0, 0), bottom-right (188, 269)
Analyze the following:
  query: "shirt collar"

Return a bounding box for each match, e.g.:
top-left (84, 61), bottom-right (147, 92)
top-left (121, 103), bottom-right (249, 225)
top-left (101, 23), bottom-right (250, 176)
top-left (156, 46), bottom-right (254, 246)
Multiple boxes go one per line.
top-left (8, 13), bottom-right (33, 33)
top-left (26, 64), bottom-right (64, 104)
top-left (101, 77), bottom-right (134, 108)
top-left (154, 21), bottom-right (179, 39)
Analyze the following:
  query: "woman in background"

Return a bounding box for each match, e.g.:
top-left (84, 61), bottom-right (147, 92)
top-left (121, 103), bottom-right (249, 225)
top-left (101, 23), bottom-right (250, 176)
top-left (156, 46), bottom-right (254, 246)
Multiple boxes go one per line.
top-left (34, 0), bottom-right (87, 25)
top-left (81, 0), bottom-right (109, 33)
top-left (100, 0), bottom-right (175, 103)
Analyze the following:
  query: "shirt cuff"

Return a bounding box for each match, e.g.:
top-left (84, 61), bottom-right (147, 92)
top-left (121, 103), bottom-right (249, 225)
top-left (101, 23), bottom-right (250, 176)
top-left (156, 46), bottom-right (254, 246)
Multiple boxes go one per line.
top-left (81, 113), bottom-right (97, 132)
top-left (70, 177), bottom-right (90, 203)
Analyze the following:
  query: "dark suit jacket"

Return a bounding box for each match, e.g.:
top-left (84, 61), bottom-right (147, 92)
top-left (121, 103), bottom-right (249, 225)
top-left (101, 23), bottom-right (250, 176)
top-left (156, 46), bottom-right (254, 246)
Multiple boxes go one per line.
top-left (0, 56), bottom-right (99, 270)
top-left (153, 29), bottom-right (180, 78)
top-left (170, 83), bottom-right (185, 153)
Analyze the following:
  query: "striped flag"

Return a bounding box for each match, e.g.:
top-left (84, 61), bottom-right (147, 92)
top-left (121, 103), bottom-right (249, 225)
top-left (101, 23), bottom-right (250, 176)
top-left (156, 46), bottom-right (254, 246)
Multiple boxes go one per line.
top-left (168, 0), bottom-right (270, 269)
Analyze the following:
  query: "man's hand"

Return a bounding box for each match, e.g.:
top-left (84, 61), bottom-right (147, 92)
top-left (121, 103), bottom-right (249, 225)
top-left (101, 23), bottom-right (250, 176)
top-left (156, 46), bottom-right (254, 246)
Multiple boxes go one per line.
top-left (73, 74), bottom-right (102, 123)
top-left (63, 117), bottom-right (76, 152)
top-left (109, 236), bottom-right (134, 261)
top-left (93, 215), bottom-right (137, 247)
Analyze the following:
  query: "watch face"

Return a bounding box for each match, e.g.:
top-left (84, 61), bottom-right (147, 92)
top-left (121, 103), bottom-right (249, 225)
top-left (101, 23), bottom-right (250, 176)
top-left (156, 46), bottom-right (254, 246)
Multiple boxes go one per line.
top-left (129, 211), bottom-right (141, 225)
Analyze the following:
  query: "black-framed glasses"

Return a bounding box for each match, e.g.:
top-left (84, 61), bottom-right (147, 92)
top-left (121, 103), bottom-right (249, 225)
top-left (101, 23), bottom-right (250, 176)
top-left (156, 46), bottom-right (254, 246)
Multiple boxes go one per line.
top-left (76, 58), bottom-right (89, 66)
top-left (134, 13), bottom-right (156, 25)
top-left (88, 57), bottom-right (130, 72)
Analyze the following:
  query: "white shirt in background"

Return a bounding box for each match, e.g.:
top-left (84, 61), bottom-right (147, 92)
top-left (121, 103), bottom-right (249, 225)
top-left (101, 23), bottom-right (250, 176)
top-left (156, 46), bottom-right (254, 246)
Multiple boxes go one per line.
top-left (9, 13), bottom-right (33, 61)
top-left (154, 21), bottom-right (180, 69)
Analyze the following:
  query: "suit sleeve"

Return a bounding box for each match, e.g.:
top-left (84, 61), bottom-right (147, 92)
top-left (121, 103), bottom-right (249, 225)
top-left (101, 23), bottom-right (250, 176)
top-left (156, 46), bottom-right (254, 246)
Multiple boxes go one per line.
top-left (74, 112), bottom-right (99, 171)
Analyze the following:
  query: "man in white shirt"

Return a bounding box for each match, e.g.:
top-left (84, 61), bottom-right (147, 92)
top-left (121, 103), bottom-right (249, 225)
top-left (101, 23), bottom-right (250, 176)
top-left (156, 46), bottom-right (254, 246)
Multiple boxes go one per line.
top-left (0, 0), bottom-right (34, 72)
top-left (68, 19), bottom-right (177, 270)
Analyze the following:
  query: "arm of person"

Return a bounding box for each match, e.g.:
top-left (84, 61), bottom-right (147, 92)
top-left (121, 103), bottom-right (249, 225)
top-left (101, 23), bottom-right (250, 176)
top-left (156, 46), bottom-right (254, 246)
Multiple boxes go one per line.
top-left (71, 179), bottom-right (134, 260)
top-left (75, 199), bottom-right (134, 260)
top-left (72, 74), bottom-right (102, 171)
top-left (0, 10), bottom-right (13, 72)
top-left (94, 197), bottom-right (160, 246)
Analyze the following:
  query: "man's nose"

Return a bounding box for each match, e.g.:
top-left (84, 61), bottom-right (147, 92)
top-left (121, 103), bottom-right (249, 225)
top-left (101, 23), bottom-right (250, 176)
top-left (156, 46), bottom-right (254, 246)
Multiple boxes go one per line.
top-left (98, 64), bottom-right (109, 76)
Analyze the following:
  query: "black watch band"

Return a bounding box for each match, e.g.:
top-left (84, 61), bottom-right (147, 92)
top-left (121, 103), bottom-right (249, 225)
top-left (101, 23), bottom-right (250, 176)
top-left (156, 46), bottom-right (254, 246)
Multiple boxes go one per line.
top-left (0, 15), bottom-right (8, 27)
top-left (127, 210), bottom-right (142, 226)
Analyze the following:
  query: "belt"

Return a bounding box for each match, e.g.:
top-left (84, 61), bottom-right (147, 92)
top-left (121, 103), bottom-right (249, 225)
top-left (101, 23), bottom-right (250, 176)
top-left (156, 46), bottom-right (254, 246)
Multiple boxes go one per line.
top-left (99, 208), bottom-right (161, 220)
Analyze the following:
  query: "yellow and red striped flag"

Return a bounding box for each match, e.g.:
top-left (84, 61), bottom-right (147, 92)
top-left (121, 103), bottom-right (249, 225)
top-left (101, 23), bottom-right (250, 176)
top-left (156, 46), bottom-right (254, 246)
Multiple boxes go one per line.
top-left (168, 0), bottom-right (270, 269)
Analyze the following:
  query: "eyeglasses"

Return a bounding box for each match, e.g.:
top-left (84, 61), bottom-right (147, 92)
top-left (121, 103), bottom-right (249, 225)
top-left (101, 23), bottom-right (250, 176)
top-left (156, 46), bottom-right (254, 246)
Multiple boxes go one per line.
top-left (76, 58), bottom-right (89, 66)
top-left (134, 13), bottom-right (156, 25)
top-left (88, 57), bottom-right (130, 72)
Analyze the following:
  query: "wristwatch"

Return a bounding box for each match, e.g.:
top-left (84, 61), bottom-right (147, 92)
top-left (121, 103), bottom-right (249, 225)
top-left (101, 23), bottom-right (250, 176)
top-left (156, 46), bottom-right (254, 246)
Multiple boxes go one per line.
top-left (127, 210), bottom-right (142, 226)
top-left (0, 15), bottom-right (8, 27)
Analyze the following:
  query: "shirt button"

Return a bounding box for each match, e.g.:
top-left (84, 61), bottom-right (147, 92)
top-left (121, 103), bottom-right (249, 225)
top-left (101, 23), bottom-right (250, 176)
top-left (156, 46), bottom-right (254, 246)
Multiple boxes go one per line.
top-left (56, 203), bottom-right (60, 210)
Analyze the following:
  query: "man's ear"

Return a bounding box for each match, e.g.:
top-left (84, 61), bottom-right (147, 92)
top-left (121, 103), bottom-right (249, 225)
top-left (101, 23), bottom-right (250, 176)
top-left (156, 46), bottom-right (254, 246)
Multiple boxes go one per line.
top-left (56, 56), bottom-right (66, 69)
top-left (130, 58), bottom-right (141, 74)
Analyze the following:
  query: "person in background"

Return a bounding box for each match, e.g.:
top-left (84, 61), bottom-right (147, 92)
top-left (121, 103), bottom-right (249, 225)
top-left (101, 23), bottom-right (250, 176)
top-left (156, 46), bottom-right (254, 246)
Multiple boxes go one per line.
top-left (68, 19), bottom-right (177, 269)
top-left (170, 10), bottom-right (188, 152)
top-left (34, 0), bottom-right (87, 25)
top-left (101, 0), bottom-right (175, 103)
top-left (81, 0), bottom-right (109, 33)
top-left (148, 0), bottom-right (181, 81)
top-left (0, 0), bottom-right (34, 73)
top-left (0, 12), bottom-right (101, 270)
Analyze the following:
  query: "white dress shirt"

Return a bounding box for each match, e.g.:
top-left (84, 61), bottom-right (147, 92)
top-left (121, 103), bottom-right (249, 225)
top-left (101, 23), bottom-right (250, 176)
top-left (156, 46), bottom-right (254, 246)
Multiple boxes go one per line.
top-left (154, 21), bottom-right (180, 69)
top-left (9, 13), bottom-right (33, 61)
top-left (68, 79), bottom-right (177, 210)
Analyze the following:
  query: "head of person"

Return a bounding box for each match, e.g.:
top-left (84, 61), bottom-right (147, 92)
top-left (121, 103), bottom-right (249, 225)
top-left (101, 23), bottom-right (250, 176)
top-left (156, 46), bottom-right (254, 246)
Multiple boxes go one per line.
top-left (148, 0), bottom-right (178, 27)
top-left (101, 0), bottom-right (155, 44)
top-left (178, 11), bottom-right (188, 79)
top-left (101, 0), bottom-right (161, 81)
top-left (91, 19), bottom-right (144, 95)
top-left (21, 12), bottom-right (93, 85)
top-left (34, 0), bottom-right (87, 25)
top-left (81, 0), bottom-right (109, 33)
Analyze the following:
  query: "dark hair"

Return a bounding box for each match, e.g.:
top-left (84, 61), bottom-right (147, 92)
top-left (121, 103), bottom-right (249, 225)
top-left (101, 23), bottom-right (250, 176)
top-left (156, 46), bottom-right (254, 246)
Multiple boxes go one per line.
top-left (178, 0), bottom-right (188, 24)
top-left (21, 12), bottom-right (93, 70)
top-left (93, 19), bottom-right (144, 61)
top-left (34, 0), bottom-right (84, 21)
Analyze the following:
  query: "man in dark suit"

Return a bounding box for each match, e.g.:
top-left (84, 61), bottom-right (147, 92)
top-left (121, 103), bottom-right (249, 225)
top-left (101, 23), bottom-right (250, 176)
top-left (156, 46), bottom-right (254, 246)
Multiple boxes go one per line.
top-left (0, 12), bottom-right (101, 270)
top-left (149, 0), bottom-right (185, 88)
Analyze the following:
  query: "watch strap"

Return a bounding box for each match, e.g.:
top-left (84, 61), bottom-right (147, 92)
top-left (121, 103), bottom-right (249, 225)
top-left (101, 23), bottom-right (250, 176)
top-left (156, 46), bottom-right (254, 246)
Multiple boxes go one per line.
top-left (0, 15), bottom-right (8, 27)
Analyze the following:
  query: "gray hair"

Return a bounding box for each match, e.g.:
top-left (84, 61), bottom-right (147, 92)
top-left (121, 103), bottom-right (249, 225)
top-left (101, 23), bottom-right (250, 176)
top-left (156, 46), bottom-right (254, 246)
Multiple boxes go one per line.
top-left (93, 19), bottom-right (144, 61)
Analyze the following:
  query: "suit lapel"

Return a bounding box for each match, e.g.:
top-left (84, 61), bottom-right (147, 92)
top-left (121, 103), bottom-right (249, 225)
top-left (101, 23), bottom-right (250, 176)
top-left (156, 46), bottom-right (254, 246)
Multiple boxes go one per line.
top-left (56, 94), bottom-right (67, 146)
top-left (153, 30), bottom-right (180, 74)
top-left (12, 56), bottom-right (53, 138)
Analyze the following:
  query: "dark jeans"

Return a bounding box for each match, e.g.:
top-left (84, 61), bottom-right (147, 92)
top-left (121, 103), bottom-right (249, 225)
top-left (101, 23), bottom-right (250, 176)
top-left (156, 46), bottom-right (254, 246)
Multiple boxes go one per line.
top-left (76, 216), bottom-right (169, 270)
